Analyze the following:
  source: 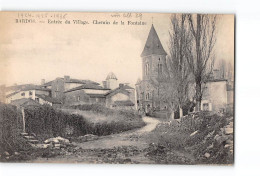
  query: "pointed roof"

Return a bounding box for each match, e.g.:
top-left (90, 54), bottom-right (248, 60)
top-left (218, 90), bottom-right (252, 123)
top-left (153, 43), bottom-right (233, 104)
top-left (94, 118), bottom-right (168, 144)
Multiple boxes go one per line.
top-left (141, 24), bottom-right (167, 57)
top-left (106, 72), bottom-right (117, 80)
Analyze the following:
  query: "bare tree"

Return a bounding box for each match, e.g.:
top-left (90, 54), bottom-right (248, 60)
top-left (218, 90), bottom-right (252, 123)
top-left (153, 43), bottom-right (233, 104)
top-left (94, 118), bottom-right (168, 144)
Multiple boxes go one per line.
top-left (149, 14), bottom-right (192, 118)
top-left (167, 14), bottom-right (192, 117)
top-left (186, 14), bottom-right (217, 111)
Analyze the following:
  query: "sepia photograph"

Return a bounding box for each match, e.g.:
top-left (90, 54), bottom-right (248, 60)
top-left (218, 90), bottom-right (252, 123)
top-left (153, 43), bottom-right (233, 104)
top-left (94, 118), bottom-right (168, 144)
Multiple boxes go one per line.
top-left (0, 12), bottom-right (234, 165)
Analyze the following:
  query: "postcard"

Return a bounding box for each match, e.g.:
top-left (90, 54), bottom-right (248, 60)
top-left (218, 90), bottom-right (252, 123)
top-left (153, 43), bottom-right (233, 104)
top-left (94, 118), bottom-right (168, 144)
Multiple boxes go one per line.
top-left (0, 12), bottom-right (234, 164)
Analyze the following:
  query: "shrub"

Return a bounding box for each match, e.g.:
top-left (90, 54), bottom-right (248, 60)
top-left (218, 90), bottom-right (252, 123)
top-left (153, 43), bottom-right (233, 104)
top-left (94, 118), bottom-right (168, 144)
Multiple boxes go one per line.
top-left (0, 103), bottom-right (32, 155)
top-left (24, 104), bottom-right (145, 139)
top-left (146, 111), bottom-right (233, 164)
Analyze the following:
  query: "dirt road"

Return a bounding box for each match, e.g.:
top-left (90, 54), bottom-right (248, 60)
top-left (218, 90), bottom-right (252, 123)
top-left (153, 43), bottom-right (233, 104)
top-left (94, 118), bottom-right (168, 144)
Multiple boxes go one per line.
top-left (77, 116), bottom-right (160, 150)
top-left (31, 116), bottom-right (162, 164)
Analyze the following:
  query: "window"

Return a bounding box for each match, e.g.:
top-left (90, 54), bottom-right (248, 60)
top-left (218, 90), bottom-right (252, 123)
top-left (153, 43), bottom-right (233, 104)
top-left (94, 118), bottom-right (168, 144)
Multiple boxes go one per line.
top-left (158, 63), bottom-right (163, 74)
top-left (145, 63), bottom-right (149, 75)
top-left (158, 58), bottom-right (162, 75)
top-left (146, 93), bottom-right (150, 100)
top-left (203, 103), bottom-right (209, 111)
top-left (29, 91), bottom-right (33, 96)
top-left (35, 98), bottom-right (39, 102)
top-left (21, 92), bottom-right (25, 96)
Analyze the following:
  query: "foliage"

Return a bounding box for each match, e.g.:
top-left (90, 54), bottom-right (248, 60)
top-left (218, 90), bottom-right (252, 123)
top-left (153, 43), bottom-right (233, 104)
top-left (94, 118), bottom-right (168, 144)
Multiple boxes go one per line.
top-left (24, 104), bottom-right (145, 139)
top-left (146, 112), bottom-right (233, 164)
top-left (0, 103), bottom-right (33, 155)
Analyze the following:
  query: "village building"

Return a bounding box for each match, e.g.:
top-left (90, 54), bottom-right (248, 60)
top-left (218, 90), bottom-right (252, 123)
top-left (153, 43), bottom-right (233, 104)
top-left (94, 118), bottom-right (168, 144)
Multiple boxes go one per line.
top-left (5, 85), bottom-right (61, 107)
top-left (105, 83), bottom-right (135, 109)
top-left (42, 76), bottom-right (100, 103)
top-left (63, 73), bottom-right (136, 109)
top-left (135, 24), bottom-right (168, 114)
top-left (136, 24), bottom-right (233, 116)
top-left (64, 82), bottom-right (110, 106)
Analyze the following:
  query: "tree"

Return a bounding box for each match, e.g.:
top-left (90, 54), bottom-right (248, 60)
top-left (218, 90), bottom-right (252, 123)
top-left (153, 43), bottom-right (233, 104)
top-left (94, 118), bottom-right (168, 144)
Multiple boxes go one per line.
top-left (149, 14), bottom-right (192, 118)
top-left (186, 14), bottom-right (217, 111)
top-left (167, 14), bottom-right (192, 117)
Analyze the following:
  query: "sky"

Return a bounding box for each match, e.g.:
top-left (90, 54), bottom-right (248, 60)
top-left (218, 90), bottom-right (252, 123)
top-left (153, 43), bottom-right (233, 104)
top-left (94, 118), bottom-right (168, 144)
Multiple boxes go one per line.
top-left (0, 12), bottom-right (234, 87)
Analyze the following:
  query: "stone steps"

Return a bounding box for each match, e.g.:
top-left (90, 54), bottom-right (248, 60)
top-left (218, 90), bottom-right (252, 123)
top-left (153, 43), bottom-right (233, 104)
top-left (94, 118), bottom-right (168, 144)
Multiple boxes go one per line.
top-left (20, 132), bottom-right (39, 145)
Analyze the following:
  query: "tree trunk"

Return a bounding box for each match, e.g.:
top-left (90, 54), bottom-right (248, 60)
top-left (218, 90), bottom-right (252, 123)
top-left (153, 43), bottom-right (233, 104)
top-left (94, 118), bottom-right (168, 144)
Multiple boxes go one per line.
top-left (195, 79), bottom-right (202, 112)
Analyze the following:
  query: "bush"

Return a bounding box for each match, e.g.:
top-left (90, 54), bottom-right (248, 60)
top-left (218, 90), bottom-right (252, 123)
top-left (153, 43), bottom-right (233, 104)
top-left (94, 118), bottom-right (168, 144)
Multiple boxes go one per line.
top-left (0, 103), bottom-right (32, 155)
top-left (146, 111), bottom-right (233, 164)
top-left (24, 104), bottom-right (145, 139)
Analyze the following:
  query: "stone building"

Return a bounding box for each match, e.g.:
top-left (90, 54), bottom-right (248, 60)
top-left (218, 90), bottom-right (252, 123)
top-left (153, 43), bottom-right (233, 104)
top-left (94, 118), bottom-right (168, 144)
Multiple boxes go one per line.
top-left (136, 24), bottom-right (233, 116)
top-left (5, 85), bottom-right (61, 107)
top-left (103, 72), bottom-right (118, 90)
top-left (105, 83), bottom-right (135, 109)
top-left (42, 75), bottom-right (100, 104)
top-left (135, 24), bottom-right (168, 113)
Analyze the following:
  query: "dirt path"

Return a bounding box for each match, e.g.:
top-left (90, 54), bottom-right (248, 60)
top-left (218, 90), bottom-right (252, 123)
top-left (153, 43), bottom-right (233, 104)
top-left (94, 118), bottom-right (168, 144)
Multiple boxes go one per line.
top-left (31, 116), bottom-right (162, 164)
top-left (77, 116), bottom-right (160, 150)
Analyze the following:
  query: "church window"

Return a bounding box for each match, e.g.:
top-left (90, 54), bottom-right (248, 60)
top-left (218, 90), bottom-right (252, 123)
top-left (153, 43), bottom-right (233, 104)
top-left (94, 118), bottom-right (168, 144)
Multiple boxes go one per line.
top-left (158, 63), bottom-right (163, 74)
top-left (158, 58), bottom-right (162, 74)
top-left (146, 93), bottom-right (150, 100)
top-left (145, 63), bottom-right (149, 75)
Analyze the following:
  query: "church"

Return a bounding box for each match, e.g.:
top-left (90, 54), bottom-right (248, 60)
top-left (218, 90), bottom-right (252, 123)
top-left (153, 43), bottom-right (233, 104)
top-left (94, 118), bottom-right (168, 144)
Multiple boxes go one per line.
top-left (135, 24), bottom-right (168, 115)
top-left (136, 24), bottom-right (233, 117)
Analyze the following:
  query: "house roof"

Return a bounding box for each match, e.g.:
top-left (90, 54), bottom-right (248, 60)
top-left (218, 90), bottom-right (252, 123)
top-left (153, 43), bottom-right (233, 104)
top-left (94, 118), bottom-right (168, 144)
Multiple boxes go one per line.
top-left (6, 86), bottom-right (51, 98)
top-left (113, 100), bottom-right (135, 107)
top-left (105, 86), bottom-right (131, 97)
top-left (21, 85), bottom-right (51, 91)
top-left (6, 84), bottom-right (49, 93)
top-left (87, 94), bottom-right (106, 98)
top-left (44, 78), bottom-right (99, 86)
top-left (106, 72), bottom-right (117, 80)
top-left (10, 98), bottom-right (41, 107)
top-left (35, 94), bottom-right (61, 104)
top-left (121, 84), bottom-right (134, 90)
top-left (64, 83), bottom-right (110, 93)
top-left (141, 24), bottom-right (167, 57)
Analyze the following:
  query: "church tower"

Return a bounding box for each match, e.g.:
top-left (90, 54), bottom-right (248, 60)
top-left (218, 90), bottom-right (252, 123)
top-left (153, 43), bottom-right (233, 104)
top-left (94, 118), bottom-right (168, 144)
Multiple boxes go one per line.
top-left (137, 24), bottom-right (167, 113)
top-left (141, 24), bottom-right (167, 81)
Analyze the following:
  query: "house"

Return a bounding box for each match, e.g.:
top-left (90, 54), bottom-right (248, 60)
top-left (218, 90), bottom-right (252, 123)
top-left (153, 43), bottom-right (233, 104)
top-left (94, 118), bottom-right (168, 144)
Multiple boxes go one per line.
top-left (201, 79), bottom-right (228, 112)
top-left (6, 85), bottom-right (51, 104)
top-left (105, 84), bottom-right (135, 109)
top-left (42, 75), bottom-right (100, 103)
top-left (5, 84), bottom-right (61, 107)
top-left (63, 73), bottom-right (136, 109)
top-left (64, 82), bottom-right (110, 106)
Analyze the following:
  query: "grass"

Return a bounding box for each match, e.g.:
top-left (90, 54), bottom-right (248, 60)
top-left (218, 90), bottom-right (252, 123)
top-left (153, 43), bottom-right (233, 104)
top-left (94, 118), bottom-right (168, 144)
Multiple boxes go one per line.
top-left (61, 108), bottom-right (125, 123)
top-left (145, 112), bottom-right (233, 164)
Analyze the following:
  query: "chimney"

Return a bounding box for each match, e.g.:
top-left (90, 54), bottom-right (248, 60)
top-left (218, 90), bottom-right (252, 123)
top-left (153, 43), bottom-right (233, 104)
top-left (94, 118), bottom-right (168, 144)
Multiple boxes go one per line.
top-left (64, 75), bottom-right (70, 82)
top-left (41, 79), bottom-right (45, 85)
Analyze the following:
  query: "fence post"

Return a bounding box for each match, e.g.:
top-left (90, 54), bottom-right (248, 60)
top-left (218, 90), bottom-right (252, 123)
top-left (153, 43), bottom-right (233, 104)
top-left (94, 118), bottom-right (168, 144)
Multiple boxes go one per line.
top-left (21, 107), bottom-right (26, 133)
